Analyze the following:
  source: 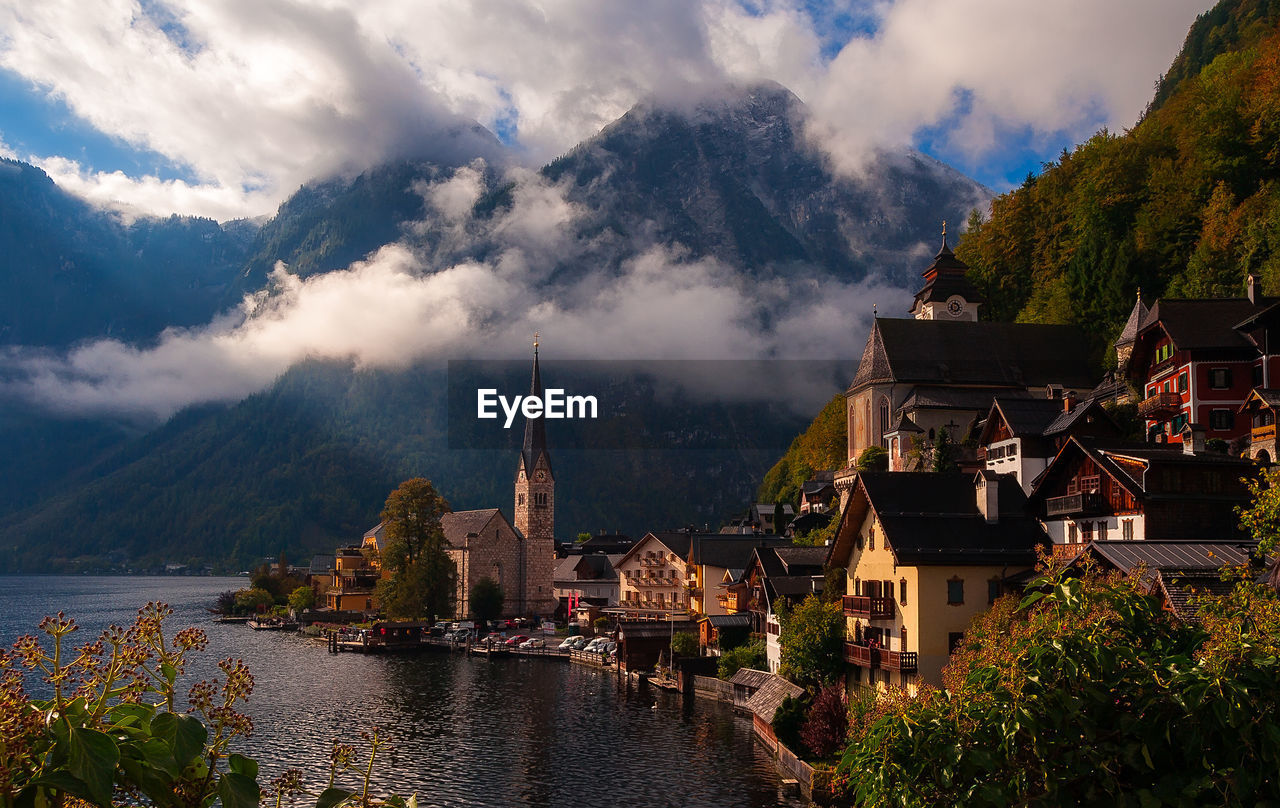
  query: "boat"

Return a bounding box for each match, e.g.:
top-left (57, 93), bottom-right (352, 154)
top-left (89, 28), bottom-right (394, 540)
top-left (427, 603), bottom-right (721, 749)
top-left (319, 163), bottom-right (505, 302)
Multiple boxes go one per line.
top-left (246, 617), bottom-right (299, 631)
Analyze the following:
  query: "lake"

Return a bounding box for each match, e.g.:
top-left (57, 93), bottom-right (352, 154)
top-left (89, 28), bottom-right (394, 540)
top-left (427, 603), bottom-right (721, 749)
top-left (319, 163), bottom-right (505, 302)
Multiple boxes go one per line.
top-left (0, 576), bottom-right (806, 808)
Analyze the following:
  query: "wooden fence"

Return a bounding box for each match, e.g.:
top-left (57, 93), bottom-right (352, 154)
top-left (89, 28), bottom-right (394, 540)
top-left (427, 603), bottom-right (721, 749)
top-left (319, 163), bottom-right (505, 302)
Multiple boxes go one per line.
top-left (691, 675), bottom-right (733, 702)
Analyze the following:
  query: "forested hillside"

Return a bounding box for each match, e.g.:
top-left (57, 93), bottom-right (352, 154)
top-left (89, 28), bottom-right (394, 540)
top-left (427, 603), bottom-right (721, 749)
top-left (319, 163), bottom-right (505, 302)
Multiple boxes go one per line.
top-left (756, 394), bottom-right (846, 504)
top-left (957, 0), bottom-right (1280, 361)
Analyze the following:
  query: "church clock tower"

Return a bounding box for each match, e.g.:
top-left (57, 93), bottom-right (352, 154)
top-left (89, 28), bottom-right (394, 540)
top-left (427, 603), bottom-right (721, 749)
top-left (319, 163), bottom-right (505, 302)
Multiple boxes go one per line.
top-left (514, 333), bottom-right (556, 615)
top-left (909, 222), bottom-right (982, 321)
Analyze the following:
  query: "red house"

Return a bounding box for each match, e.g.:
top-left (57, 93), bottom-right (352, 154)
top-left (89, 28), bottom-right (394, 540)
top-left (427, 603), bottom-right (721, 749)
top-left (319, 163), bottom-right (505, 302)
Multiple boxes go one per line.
top-left (1127, 278), bottom-right (1280, 445)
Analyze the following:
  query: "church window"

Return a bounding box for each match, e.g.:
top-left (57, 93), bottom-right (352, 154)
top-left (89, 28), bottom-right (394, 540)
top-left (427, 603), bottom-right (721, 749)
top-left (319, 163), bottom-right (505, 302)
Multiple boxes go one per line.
top-left (518, 494), bottom-right (525, 506)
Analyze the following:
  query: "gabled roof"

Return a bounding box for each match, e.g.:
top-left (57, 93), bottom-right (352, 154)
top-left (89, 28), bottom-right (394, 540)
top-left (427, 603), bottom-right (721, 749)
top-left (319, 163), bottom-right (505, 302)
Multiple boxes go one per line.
top-left (774, 546), bottom-right (829, 573)
top-left (884, 412), bottom-right (924, 435)
top-left (1084, 540), bottom-right (1254, 572)
top-left (850, 319), bottom-right (1095, 391)
top-left (830, 471), bottom-right (1047, 567)
top-left (745, 675), bottom-right (805, 723)
top-left (1240, 387), bottom-right (1280, 413)
top-left (729, 667), bottom-right (773, 689)
top-left (440, 509), bottom-right (504, 546)
top-left (690, 535), bottom-right (790, 570)
top-left (1138, 298), bottom-right (1270, 352)
top-left (979, 397), bottom-right (1065, 442)
top-left (617, 532), bottom-right (698, 566)
top-left (362, 523), bottom-right (387, 551)
top-left (902, 386), bottom-right (1025, 412)
top-left (1043, 398), bottom-right (1117, 437)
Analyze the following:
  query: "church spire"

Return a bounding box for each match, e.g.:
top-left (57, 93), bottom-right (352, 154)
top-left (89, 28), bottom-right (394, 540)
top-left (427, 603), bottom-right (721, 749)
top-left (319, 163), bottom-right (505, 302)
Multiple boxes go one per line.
top-left (521, 332), bottom-right (550, 476)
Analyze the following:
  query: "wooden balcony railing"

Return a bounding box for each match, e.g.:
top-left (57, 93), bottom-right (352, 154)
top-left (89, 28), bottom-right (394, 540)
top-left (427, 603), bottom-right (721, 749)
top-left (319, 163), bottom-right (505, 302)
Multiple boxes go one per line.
top-left (1253, 424), bottom-right (1277, 443)
top-left (1045, 492), bottom-right (1106, 518)
top-left (842, 595), bottom-right (895, 619)
top-left (844, 642), bottom-right (876, 668)
top-left (880, 650), bottom-right (918, 672)
top-left (1138, 392), bottom-right (1182, 418)
top-left (844, 642), bottom-right (916, 672)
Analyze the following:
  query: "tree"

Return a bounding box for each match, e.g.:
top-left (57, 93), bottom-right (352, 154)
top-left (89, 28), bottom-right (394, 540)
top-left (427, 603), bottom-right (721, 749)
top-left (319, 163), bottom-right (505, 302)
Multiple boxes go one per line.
top-left (469, 577), bottom-right (504, 624)
top-left (1239, 464), bottom-right (1280, 556)
top-left (670, 631), bottom-right (699, 657)
top-left (833, 568), bottom-right (1280, 806)
top-left (718, 639), bottom-right (765, 679)
top-left (778, 594), bottom-right (845, 688)
top-left (800, 684), bottom-right (849, 760)
top-left (376, 478), bottom-right (456, 620)
top-left (855, 445), bottom-right (888, 472)
top-left (593, 616), bottom-right (612, 635)
top-left (576, 532), bottom-right (592, 544)
top-left (233, 587), bottom-right (274, 613)
top-left (287, 585), bottom-right (315, 612)
top-left (773, 499), bottom-right (793, 535)
top-left (929, 427), bottom-right (959, 473)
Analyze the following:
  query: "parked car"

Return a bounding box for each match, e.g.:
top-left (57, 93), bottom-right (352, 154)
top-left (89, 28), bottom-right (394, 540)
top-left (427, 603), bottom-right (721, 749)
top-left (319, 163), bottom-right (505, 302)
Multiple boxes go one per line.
top-left (504, 634), bottom-right (530, 647)
top-left (557, 637), bottom-right (579, 651)
top-left (582, 638), bottom-right (606, 653)
top-left (520, 637), bottom-right (546, 649)
top-left (604, 641), bottom-right (617, 654)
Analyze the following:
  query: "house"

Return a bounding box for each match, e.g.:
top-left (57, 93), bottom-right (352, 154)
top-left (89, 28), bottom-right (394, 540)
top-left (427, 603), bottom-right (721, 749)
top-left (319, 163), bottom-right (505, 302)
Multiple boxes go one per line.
top-left (616, 619), bottom-right (699, 671)
top-left (1073, 540), bottom-right (1257, 622)
top-left (750, 503), bottom-right (794, 533)
top-left (744, 674), bottom-right (805, 752)
top-left (1127, 280), bottom-right (1280, 446)
top-left (1027, 434), bottom-right (1254, 560)
top-left (575, 532), bottom-right (635, 555)
top-left (686, 535), bottom-right (790, 616)
top-left (553, 552), bottom-right (622, 618)
top-left (838, 231), bottom-right (1096, 506)
top-left (613, 532), bottom-right (696, 619)
top-left (326, 546), bottom-right (379, 612)
top-left (798, 471), bottom-right (837, 514)
top-left (1239, 387), bottom-right (1280, 463)
top-left (785, 509), bottom-right (832, 540)
top-left (728, 667), bottom-right (774, 711)
top-left (976, 395), bottom-right (1120, 493)
top-left (740, 545), bottom-right (828, 673)
top-left (698, 613), bottom-right (753, 654)
top-left (829, 471), bottom-right (1047, 693)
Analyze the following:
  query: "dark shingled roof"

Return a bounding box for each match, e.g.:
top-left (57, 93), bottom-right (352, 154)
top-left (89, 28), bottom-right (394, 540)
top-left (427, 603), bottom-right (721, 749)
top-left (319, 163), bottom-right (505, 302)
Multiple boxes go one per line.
top-left (1115, 293), bottom-right (1151, 347)
top-left (990, 398), bottom-right (1066, 437)
top-left (309, 555), bottom-right (334, 574)
top-left (911, 238), bottom-right (984, 309)
top-left (700, 613), bottom-right (752, 629)
top-left (1155, 571), bottom-right (1236, 623)
top-left (902, 386), bottom-right (1028, 412)
top-left (1141, 298), bottom-right (1269, 352)
top-left (840, 472), bottom-right (1047, 566)
top-left (774, 546), bottom-right (830, 573)
top-left (768, 575), bottom-right (825, 597)
top-left (520, 347), bottom-right (552, 477)
top-left (690, 535), bottom-right (790, 569)
top-left (441, 509), bottom-right (502, 546)
top-left (851, 319), bottom-right (1096, 391)
top-left (745, 675), bottom-right (805, 723)
top-left (617, 620), bottom-right (699, 640)
top-left (729, 667), bottom-right (773, 689)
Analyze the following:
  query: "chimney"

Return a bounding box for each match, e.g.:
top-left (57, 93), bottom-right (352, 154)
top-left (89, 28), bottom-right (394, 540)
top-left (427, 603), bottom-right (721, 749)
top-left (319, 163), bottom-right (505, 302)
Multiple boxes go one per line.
top-left (1182, 423), bottom-right (1207, 455)
top-left (1063, 391), bottom-right (1077, 413)
top-left (1249, 274), bottom-right (1260, 304)
top-left (976, 472), bottom-right (999, 524)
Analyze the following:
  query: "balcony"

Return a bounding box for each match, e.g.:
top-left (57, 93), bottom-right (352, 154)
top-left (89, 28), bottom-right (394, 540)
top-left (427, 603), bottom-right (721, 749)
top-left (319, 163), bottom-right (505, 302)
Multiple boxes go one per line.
top-left (1052, 544), bottom-right (1086, 561)
top-left (1138, 392), bottom-right (1182, 418)
top-left (1044, 492), bottom-right (1106, 518)
top-left (1253, 424), bottom-right (1277, 444)
top-left (844, 642), bottom-right (876, 668)
top-left (842, 595), bottom-right (895, 619)
top-left (880, 650), bottom-right (918, 673)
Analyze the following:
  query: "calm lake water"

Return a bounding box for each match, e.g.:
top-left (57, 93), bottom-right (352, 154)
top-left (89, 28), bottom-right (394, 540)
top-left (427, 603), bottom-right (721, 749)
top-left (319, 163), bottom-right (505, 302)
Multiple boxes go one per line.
top-left (0, 576), bottom-right (804, 808)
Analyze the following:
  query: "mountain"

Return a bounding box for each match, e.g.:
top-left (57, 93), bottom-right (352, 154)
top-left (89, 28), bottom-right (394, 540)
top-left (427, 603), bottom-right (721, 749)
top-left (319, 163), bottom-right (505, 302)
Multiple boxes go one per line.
top-left (956, 0), bottom-right (1280, 361)
top-left (0, 158), bottom-right (255, 347)
top-left (0, 83), bottom-right (990, 570)
top-left (0, 360), bottom-right (809, 572)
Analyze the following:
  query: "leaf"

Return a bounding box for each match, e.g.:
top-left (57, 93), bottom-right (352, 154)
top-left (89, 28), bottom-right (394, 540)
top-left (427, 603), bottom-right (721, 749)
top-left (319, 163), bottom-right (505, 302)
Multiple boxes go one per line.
top-left (117, 757), bottom-right (175, 808)
top-left (66, 727), bottom-right (120, 807)
top-left (217, 771), bottom-right (261, 808)
top-left (229, 753), bottom-right (259, 780)
top-left (160, 662), bottom-right (178, 686)
top-left (316, 787), bottom-right (356, 808)
top-left (151, 712), bottom-right (207, 768)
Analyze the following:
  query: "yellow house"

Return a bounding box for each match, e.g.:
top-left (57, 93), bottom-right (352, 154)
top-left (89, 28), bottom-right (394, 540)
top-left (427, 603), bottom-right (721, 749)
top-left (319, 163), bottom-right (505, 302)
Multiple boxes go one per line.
top-left (829, 470), bottom-right (1046, 693)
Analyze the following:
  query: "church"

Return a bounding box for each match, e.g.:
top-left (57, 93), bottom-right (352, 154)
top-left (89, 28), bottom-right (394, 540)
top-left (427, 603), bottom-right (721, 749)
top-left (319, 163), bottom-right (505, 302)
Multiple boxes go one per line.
top-left (360, 337), bottom-right (559, 619)
top-left (836, 227), bottom-right (1096, 505)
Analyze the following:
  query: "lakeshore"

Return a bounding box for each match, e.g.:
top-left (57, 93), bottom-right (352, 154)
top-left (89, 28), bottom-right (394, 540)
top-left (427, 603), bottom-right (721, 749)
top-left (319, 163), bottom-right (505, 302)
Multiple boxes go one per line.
top-left (0, 575), bottom-right (807, 808)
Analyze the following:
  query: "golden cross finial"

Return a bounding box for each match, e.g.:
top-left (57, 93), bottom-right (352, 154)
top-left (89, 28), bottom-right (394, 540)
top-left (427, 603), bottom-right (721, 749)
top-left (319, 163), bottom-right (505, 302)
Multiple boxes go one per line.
top-left (533, 331), bottom-right (540, 351)
top-left (942, 220), bottom-right (947, 238)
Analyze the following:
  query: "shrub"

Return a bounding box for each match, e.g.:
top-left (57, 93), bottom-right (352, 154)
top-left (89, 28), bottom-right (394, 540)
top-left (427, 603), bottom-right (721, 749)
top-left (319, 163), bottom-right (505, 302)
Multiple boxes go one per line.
top-left (800, 684), bottom-right (848, 760)
top-left (717, 640), bottom-right (765, 679)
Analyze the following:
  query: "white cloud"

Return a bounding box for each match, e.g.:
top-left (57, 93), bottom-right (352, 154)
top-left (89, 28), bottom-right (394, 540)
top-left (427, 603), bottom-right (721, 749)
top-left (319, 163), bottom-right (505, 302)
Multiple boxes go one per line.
top-left (0, 167), bottom-right (907, 419)
top-left (0, 0), bottom-right (1208, 216)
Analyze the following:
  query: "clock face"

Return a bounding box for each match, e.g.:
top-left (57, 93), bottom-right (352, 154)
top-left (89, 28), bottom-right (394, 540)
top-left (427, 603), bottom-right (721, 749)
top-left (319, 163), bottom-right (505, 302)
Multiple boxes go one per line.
top-left (946, 296), bottom-right (965, 316)
top-left (535, 470), bottom-right (546, 481)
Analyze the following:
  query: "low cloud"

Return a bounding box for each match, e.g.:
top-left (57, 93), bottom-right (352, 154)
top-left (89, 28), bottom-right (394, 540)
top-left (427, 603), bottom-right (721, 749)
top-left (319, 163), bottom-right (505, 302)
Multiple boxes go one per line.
top-left (0, 167), bottom-right (907, 420)
top-left (0, 0), bottom-right (1205, 217)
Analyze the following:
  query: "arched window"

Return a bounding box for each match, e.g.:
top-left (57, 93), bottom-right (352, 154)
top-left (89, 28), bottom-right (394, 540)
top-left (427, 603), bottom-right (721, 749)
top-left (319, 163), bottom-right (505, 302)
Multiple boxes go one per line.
top-left (879, 398), bottom-right (891, 444)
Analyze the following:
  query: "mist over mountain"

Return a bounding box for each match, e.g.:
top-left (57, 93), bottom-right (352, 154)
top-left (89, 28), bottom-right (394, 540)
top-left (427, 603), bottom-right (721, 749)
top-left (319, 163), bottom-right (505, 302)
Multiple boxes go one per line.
top-left (0, 81), bottom-right (990, 569)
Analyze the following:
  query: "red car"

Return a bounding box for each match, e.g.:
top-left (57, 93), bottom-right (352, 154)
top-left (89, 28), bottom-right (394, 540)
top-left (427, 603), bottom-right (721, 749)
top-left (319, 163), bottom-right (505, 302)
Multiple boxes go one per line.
top-left (504, 635), bottom-right (530, 647)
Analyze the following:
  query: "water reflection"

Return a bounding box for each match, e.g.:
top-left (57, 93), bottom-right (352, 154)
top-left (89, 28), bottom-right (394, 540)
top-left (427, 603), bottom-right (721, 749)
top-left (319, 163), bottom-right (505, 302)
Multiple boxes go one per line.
top-left (0, 577), bottom-right (803, 808)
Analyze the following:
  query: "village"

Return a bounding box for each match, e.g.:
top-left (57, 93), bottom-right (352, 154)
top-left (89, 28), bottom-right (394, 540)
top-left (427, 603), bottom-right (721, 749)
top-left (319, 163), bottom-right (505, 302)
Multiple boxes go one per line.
top-left (218, 229), bottom-right (1277, 797)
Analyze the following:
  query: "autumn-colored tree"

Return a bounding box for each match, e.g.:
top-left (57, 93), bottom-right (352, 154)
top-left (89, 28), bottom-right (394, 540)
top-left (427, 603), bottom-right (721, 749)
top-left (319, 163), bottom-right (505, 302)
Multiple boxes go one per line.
top-left (800, 683), bottom-right (849, 760)
top-left (376, 478), bottom-right (456, 620)
top-left (1238, 464), bottom-right (1280, 556)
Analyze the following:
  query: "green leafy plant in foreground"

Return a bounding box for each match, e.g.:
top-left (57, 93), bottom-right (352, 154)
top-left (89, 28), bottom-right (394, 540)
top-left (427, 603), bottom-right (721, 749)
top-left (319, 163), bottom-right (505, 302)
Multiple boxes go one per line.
top-left (832, 566), bottom-right (1280, 806)
top-left (0, 604), bottom-right (411, 808)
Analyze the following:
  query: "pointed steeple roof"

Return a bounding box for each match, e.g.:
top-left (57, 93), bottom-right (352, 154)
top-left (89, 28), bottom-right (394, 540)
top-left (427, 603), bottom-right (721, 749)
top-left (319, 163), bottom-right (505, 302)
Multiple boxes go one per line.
top-left (1114, 289), bottom-right (1150, 348)
top-left (910, 222), bottom-right (983, 313)
top-left (521, 333), bottom-right (551, 476)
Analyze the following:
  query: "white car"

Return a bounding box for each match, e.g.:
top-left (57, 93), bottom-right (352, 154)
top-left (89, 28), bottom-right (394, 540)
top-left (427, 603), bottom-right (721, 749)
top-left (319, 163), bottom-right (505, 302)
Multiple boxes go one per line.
top-left (520, 637), bottom-right (546, 649)
top-left (557, 636), bottom-right (580, 650)
top-left (582, 637), bottom-right (606, 653)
